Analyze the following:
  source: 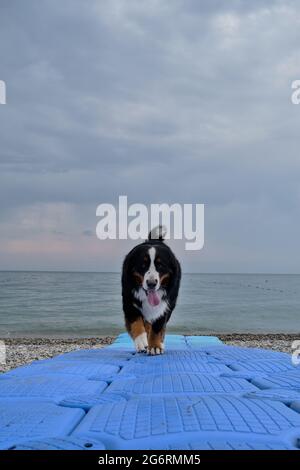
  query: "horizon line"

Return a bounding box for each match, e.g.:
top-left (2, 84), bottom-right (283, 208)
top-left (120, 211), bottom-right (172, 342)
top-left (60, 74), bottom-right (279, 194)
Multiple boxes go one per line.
top-left (0, 269), bottom-right (299, 276)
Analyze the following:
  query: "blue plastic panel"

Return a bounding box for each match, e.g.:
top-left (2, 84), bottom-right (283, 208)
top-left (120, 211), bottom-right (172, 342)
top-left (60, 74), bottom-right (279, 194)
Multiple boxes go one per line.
top-left (57, 348), bottom-right (132, 357)
top-left (1, 334), bottom-right (299, 450)
top-left (186, 336), bottom-right (223, 346)
top-left (131, 350), bottom-right (219, 363)
top-left (120, 361), bottom-right (231, 377)
top-left (5, 361), bottom-right (120, 381)
top-left (59, 392), bottom-right (128, 411)
top-left (205, 346), bottom-right (291, 363)
top-left (53, 349), bottom-right (132, 365)
top-left (163, 335), bottom-right (186, 341)
top-left (7, 436), bottom-right (106, 450)
top-left (105, 373), bottom-right (257, 395)
top-left (0, 400), bottom-right (84, 450)
top-left (113, 339), bottom-right (135, 345)
top-left (245, 389), bottom-right (300, 405)
top-left (73, 395), bottom-right (300, 449)
top-left (252, 372), bottom-right (300, 391)
top-left (161, 438), bottom-right (296, 450)
top-left (291, 401), bottom-right (300, 414)
top-left (105, 344), bottom-right (135, 351)
top-left (0, 375), bottom-right (107, 403)
top-left (229, 360), bottom-right (295, 375)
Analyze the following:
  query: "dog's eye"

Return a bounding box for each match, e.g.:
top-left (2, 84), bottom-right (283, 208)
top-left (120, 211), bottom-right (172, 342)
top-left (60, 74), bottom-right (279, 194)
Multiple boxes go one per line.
top-left (142, 263), bottom-right (146, 269)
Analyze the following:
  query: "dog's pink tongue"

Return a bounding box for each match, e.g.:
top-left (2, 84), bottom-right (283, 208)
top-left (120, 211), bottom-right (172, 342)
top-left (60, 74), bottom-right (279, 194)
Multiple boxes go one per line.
top-left (147, 290), bottom-right (160, 306)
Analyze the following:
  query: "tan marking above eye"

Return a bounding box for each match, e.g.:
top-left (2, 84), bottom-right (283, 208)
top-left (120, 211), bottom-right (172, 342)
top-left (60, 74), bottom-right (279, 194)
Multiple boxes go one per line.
top-left (143, 256), bottom-right (148, 262)
top-left (133, 271), bottom-right (143, 284)
top-left (160, 273), bottom-right (170, 285)
top-left (156, 257), bottom-right (161, 263)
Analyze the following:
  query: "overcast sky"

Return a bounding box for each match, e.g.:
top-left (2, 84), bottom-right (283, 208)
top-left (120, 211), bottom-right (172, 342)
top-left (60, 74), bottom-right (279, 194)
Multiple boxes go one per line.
top-left (0, 0), bottom-right (300, 273)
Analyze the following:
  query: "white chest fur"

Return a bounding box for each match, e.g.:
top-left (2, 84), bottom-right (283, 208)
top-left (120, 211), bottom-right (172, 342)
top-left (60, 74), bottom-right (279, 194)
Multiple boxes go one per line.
top-left (133, 288), bottom-right (168, 323)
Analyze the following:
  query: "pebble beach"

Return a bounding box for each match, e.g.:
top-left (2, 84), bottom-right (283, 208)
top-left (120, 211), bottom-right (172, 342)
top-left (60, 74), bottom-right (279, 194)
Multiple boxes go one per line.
top-left (0, 334), bottom-right (298, 374)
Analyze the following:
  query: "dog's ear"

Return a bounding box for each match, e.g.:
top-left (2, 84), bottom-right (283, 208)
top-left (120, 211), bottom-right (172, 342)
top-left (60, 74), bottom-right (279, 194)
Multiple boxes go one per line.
top-left (168, 257), bottom-right (181, 281)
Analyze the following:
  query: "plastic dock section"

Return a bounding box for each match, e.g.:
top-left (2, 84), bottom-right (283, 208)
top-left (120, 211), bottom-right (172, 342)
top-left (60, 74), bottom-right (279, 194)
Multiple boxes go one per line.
top-left (1, 334), bottom-right (300, 450)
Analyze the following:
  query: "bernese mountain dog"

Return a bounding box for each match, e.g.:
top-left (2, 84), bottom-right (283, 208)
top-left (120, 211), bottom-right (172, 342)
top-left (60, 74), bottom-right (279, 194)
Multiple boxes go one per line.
top-left (122, 226), bottom-right (181, 355)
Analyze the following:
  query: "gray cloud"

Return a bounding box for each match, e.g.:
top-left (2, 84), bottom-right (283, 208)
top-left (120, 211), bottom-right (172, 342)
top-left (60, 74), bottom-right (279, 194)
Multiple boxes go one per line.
top-left (0, 0), bottom-right (300, 272)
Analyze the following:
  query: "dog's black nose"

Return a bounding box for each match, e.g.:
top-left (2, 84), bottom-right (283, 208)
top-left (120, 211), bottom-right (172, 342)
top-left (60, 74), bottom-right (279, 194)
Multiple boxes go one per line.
top-left (146, 279), bottom-right (157, 289)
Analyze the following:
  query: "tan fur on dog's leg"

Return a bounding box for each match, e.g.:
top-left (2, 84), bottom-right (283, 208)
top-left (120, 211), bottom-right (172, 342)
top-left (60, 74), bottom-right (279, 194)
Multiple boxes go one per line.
top-left (145, 321), bottom-right (151, 337)
top-left (147, 326), bottom-right (165, 355)
top-left (126, 317), bottom-right (148, 352)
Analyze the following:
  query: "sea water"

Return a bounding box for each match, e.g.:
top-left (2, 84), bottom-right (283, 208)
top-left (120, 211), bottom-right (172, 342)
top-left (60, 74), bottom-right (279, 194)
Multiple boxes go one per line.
top-left (0, 271), bottom-right (299, 337)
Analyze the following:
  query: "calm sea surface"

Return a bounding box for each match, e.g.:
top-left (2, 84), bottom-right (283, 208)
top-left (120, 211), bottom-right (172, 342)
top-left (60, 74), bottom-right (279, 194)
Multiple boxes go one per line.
top-left (0, 271), bottom-right (299, 337)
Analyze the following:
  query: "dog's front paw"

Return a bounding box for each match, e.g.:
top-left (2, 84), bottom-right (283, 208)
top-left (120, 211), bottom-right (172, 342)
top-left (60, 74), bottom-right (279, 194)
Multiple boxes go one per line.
top-left (134, 332), bottom-right (148, 353)
top-left (147, 343), bottom-right (164, 355)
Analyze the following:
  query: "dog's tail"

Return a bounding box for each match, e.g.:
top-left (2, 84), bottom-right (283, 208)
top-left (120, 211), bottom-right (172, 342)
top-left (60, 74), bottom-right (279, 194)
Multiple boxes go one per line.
top-left (147, 225), bottom-right (167, 242)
